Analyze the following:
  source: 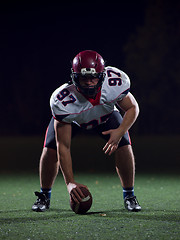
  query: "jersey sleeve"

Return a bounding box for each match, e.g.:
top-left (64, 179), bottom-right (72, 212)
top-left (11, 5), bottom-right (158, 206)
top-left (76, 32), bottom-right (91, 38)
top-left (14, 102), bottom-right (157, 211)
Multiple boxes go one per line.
top-left (116, 69), bottom-right (130, 101)
top-left (103, 66), bottom-right (131, 103)
top-left (50, 84), bottom-right (71, 123)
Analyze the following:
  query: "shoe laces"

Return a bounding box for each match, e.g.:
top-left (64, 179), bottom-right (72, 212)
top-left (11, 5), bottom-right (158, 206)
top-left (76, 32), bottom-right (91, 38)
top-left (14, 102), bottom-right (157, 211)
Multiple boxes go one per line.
top-left (34, 192), bottom-right (48, 204)
top-left (127, 196), bottom-right (138, 204)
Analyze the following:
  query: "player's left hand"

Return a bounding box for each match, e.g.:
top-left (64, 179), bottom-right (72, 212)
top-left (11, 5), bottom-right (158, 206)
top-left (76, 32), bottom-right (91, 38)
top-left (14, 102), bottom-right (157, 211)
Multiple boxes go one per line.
top-left (102, 129), bottom-right (122, 155)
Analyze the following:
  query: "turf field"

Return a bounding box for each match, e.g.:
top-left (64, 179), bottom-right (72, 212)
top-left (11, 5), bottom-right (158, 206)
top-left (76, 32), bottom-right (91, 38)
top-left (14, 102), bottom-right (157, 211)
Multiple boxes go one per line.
top-left (0, 172), bottom-right (180, 240)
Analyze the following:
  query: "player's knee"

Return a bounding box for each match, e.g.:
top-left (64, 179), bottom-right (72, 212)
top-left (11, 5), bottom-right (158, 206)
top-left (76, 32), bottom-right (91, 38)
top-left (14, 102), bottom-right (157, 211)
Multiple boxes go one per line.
top-left (116, 144), bottom-right (134, 157)
top-left (41, 147), bottom-right (57, 162)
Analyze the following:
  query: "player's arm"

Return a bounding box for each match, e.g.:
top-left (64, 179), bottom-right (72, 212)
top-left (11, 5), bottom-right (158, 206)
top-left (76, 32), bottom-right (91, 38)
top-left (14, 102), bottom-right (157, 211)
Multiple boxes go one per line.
top-left (54, 119), bottom-right (85, 203)
top-left (102, 92), bottom-right (139, 155)
top-left (116, 92), bottom-right (139, 135)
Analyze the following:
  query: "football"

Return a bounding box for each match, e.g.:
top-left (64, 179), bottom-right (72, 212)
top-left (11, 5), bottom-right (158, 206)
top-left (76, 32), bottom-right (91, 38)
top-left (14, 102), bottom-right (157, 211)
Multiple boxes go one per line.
top-left (70, 187), bottom-right (93, 214)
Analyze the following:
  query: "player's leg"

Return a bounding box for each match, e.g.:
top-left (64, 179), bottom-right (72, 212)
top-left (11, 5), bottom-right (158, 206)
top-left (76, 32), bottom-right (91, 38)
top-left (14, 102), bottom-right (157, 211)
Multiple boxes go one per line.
top-left (32, 117), bottom-right (58, 212)
top-left (32, 118), bottom-right (81, 212)
top-left (115, 145), bottom-right (141, 211)
top-left (115, 144), bottom-right (141, 211)
top-left (96, 111), bottom-right (141, 211)
top-left (39, 147), bottom-right (58, 190)
top-left (115, 144), bottom-right (135, 189)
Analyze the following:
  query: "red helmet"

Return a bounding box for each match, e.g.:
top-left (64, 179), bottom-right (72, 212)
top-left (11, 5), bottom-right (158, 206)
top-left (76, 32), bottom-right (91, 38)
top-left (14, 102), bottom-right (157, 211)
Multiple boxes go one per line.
top-left (71, 50), bottom-right (105, 97)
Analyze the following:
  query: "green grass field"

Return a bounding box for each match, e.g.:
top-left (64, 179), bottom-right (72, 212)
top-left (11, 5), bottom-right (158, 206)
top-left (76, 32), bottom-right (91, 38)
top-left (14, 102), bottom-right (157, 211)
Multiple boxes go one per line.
top-left (0, 172), bottom-right (180, 240)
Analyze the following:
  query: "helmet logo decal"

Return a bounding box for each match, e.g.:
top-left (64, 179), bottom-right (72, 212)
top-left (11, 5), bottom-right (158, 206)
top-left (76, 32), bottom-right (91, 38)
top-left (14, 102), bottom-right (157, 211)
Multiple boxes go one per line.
top-left (81, 68), bottom-right (97, 75)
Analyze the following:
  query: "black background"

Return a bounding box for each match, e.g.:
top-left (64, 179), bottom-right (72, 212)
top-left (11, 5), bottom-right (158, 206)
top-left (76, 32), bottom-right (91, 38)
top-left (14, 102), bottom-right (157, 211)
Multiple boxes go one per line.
top-left (1, 0), bottom-right (179, 136)
top-left (0, 1), bottom-right (180, 172)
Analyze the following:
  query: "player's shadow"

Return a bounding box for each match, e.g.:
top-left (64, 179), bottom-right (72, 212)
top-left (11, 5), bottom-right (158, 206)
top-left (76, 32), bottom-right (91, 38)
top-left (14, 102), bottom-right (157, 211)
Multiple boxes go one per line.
top-left (94, 208), bottom-right (180, 223)
top-left (80, 211), bottom-right (103, 215)
top-left (0, 208), bottom-right (79, 224)
top-left (1, 208), bottom-right (180, 224)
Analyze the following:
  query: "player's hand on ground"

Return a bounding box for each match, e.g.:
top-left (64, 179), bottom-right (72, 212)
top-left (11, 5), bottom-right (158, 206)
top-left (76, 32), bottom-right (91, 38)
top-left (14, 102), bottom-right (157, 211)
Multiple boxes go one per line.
top-left (102, 129), bottom-right (122, 155)
top-left (67, 182), bottom-right (87, 203)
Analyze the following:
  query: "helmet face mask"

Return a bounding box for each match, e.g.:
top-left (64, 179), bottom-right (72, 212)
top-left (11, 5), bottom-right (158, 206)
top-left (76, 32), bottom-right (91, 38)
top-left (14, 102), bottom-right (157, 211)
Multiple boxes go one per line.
top-left (70, 50), bottom-right (105, 98)
top-left (71, 71), bottom-right (105, 98)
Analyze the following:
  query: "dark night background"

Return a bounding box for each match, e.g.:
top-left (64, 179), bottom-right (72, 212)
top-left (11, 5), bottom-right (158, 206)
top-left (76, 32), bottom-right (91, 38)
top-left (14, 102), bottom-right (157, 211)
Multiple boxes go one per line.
top-left (0, 0), bottom-right (179, 172)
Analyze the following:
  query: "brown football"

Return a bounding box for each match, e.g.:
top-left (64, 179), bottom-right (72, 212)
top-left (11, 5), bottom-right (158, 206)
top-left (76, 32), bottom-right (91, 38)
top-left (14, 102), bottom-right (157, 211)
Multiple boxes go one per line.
top-left (70, 187), bottom-right (93, 214)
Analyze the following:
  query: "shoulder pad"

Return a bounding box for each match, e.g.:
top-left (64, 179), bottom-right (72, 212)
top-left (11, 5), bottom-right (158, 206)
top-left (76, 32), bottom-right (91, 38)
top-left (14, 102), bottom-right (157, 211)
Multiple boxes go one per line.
top-left (101, 66), bottom-right (130, 102)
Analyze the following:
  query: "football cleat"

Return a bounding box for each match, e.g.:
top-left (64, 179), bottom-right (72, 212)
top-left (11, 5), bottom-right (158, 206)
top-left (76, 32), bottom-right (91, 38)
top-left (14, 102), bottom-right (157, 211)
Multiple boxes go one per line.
top-left (32, 191), bottom-right (50, 212)
top-left (124, 196), bottom-right (141, 212)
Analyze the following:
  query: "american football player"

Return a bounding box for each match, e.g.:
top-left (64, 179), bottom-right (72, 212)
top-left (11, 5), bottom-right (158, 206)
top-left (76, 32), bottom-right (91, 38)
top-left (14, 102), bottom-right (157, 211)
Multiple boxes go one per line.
top-left (32, 50), bottom-right (141, 212)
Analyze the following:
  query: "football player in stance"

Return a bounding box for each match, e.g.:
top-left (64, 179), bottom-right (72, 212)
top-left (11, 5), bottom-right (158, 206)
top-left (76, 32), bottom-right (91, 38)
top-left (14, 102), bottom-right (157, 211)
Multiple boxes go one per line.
top-left (32, 50), bottom-right (141, 212)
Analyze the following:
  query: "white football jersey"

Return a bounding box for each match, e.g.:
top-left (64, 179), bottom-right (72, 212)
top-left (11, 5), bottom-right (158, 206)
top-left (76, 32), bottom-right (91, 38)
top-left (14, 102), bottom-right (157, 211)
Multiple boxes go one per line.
top-left (50, 66), bottom-right (130, 129)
